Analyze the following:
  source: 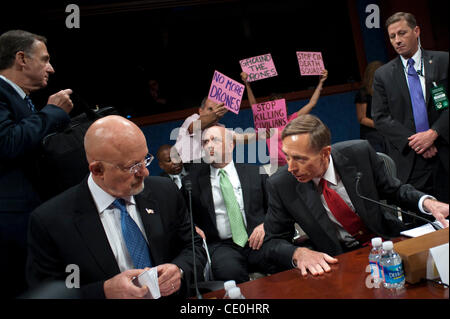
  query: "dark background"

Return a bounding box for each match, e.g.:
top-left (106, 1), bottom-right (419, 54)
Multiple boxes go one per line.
top-left (1, 0), bottom-right (360, 117)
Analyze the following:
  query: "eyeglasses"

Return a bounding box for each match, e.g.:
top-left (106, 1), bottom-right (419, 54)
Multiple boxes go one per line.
top-left (98, 154), bottom-right (154, 174)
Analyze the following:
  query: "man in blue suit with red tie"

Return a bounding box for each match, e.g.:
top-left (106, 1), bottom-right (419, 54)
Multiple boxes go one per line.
top-left (0, 30), bottom-right (74, 298)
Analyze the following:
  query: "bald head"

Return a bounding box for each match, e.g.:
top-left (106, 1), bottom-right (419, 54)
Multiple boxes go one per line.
top-left (202, 125), bottom-right (234, 167)
top-left (85, 115), bottom-right (146, 163)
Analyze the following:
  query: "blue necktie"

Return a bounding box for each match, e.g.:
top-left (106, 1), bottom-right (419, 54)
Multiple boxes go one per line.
top-left (407, 58), bottom-right (429, 132)
top-left (24, 96), bottom-right (36, 112)
top-left (113, 199), bottom-right (152, 269)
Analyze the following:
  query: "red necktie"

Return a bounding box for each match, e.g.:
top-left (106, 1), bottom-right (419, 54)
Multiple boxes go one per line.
top-left (319, 178), bottom-right (366, 238)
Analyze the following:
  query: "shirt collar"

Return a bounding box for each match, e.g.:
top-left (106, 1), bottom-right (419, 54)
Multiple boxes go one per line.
top-left (168, 167), bottom-right (187, 179)
top-left (210, 160), bottom-right (236, 179)
top-left (313, 155), bottom-right (337, 187)
top-left (400, 48), bottom-right (422, 70)
top-left (87, 173), bottom-right (135, 215)
top-left (0, 75), bottom-right (27, 99)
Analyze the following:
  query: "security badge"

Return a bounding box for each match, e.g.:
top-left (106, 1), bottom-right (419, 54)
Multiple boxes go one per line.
top-left (431, 82), bottom-right (449, 111)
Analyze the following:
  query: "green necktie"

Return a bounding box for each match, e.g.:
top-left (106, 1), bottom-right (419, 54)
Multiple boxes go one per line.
top-left (219, 169), bottom-right (248, 247)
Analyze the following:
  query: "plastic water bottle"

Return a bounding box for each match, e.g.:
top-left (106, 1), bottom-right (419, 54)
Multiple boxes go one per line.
top-left (227, 287), bottom-right (245, 299)
top-left (223, 280), bottom-right (236, 299)
top-left (368, 237), bottom-right (383, 284)
top-left (380, 241), bottom-right (405, 289)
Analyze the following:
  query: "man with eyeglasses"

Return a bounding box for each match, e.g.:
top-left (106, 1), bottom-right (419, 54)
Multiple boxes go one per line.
top-left (26, 115), bottom-right (206, 299)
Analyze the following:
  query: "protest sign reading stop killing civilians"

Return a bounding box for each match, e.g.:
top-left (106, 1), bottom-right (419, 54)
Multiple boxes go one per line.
top-left (208, 70), bottom-right (245, 114)
top-left (239, 53), bottom-right (278, 82)
top-left (296, 51), bottom-right (325, 76)
top-left (251, 99), bottom-right (288, 129)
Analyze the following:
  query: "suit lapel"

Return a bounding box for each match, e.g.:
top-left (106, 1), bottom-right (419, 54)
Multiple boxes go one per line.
top-left (392, 57), bottom-right (414, 117)
top-left (331, 150), bottom-right (368, 221)
top-left (295, 181), bottom-right (337, 244)
top-left (73, 181), bottom-right (120, 278)
top-left (134, 190), bottom-right (165, 265)
top-left (198, 166), bottom-right (217, 228)
top-left (423, 50), bottom-right (435, 107)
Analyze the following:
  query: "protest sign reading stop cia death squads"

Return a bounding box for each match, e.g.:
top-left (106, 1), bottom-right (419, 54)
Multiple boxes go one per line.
top-left (296, 51), bottom-right (325, 76)
top-left (239, 53), bottom-right (278, 82)
top-left (208, 70), bottom-right (245, 114)
top-left (251, 99), bottom-right (288, 129)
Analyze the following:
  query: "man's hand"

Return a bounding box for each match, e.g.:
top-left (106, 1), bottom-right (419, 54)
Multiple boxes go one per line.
top-left (195, 226), bottom-right (206, 240)
top-left (47, 89), bottom-right (73, 114)
top-left (423, 199), bottom-right (449, 228)
top-left (213, 102), bottom-right (228, 120)
top-left (408, 129), bottom-right (438, 154)
top-left (422, 144), bottom-right (438, 159)
top-left (157, 264), bottom-right (182, 297)
top-left (103, 269), bottom-right (149, 299)
top-left (292, 247), bottom-right (338, 276)
top-left (248, 223), bottom-right (265, 250)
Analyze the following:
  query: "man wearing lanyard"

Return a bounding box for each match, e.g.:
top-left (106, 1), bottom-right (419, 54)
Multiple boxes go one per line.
top-left (372, 12), bottom-right (449, 210)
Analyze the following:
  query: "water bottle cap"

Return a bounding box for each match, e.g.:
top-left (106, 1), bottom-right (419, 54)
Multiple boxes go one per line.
top-left (382, 241), bottom-right (393, 250)
top-left (371, 237), bottom-right (382, 247)
top-left (224, 280), bottom-right (236, 290)
top-left (228, 287), bottom-right (242, 299)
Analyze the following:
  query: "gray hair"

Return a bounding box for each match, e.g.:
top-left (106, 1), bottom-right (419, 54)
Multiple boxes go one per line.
top-left (0, 30), bottom-right (47, 71)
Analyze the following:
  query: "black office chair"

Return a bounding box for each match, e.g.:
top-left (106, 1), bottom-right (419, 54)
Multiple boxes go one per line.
top-left (376, 152), bottom-right (418, 226)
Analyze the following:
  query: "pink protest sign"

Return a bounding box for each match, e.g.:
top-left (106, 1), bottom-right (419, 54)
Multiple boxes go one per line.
top-left (239, 53), bottom-right (278, 82)
top-left (296, 51), bottom-right (325, 76)
top-left (251, 99), bottom-right (287, 129)
top-left (208, 70), bottom-right (245, 114)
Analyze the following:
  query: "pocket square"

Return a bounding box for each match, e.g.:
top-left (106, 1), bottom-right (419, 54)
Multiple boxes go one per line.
top-left (145, 208), bottom-right (155, 214)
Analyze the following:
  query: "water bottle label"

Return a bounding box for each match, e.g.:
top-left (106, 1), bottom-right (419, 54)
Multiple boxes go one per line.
top-left (383, 264), bottom-right (404, 284)
top-left (369, 261), bottom-right (380, 279)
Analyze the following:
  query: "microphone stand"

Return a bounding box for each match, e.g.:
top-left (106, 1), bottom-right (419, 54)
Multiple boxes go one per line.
top-left (184, 180), bottom-right (202, 299)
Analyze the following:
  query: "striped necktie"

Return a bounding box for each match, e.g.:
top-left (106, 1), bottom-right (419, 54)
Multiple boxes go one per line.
top-left (24, 96), bottom-right (36, 112)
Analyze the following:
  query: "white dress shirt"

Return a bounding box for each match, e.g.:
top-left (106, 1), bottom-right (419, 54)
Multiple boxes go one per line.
top-left (87, 174), bottom-right (149, 272)
top-left (400, 48), bottom-right (426, 101)
top-left (210, 161), bottom-right (247, 240)
top-left (168, 168), bottom-right (187, 189)
top-left (313, 156), bottom-right (360, 248)
top-left (175, 113), bottom-right (203, 163)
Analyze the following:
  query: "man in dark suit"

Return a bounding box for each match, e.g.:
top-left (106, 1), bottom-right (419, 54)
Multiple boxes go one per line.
top-left (372, 12), bottom-right (449, 204)
top-left (264, 114), bottom-right (448, 276)
top-left (26, 115), bottom-right (206, 298)
top-left (0, 30), bottom-right (74, 298)
top-left (183, 125), bottom-right (276, 283)
top-left (157, 144), bottom-right (188, 189)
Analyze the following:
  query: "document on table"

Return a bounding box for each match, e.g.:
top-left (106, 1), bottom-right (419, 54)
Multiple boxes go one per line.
top-left (400, 220), bottom-right (447, 237)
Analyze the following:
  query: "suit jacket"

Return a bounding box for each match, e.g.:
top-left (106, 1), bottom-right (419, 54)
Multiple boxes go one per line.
top-left (26, 176), bottom-right (206, 298)
top-left (0, 77), bottom-right (70, 212)
top-left (264, 140), bottom-right (424, 270)
top-left (182, 163), bottom-right (268, 244)
top-left (372, 50), bottom-right (449, 183)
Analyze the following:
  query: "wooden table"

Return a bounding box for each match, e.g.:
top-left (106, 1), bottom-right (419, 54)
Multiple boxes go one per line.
top-left (202, 242), bottom-right (448, 299)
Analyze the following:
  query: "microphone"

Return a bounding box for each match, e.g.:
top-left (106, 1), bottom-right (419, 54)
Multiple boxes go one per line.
top-left (355, 172), bottom-right (441, 231)
top-left (183, 178), bottom-right (202, 299)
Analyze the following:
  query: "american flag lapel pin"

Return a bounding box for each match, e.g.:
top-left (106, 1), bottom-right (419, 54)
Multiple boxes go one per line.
top-left (145, 208), bottom-right (154, 214)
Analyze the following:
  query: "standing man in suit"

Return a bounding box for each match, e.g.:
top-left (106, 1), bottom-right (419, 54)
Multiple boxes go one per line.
top-left (183, 125), bottom-right (277, 283)
top-left (264, 115), bottom-right (448, 276)
top-left (26, 115), bottom-right (206, 298)
top-left (0, 30), bottom-right (73, 298)
top-left (372, 12), bottom-right (449, 205)
top-left (157, 144), bottom-right (188, 189)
